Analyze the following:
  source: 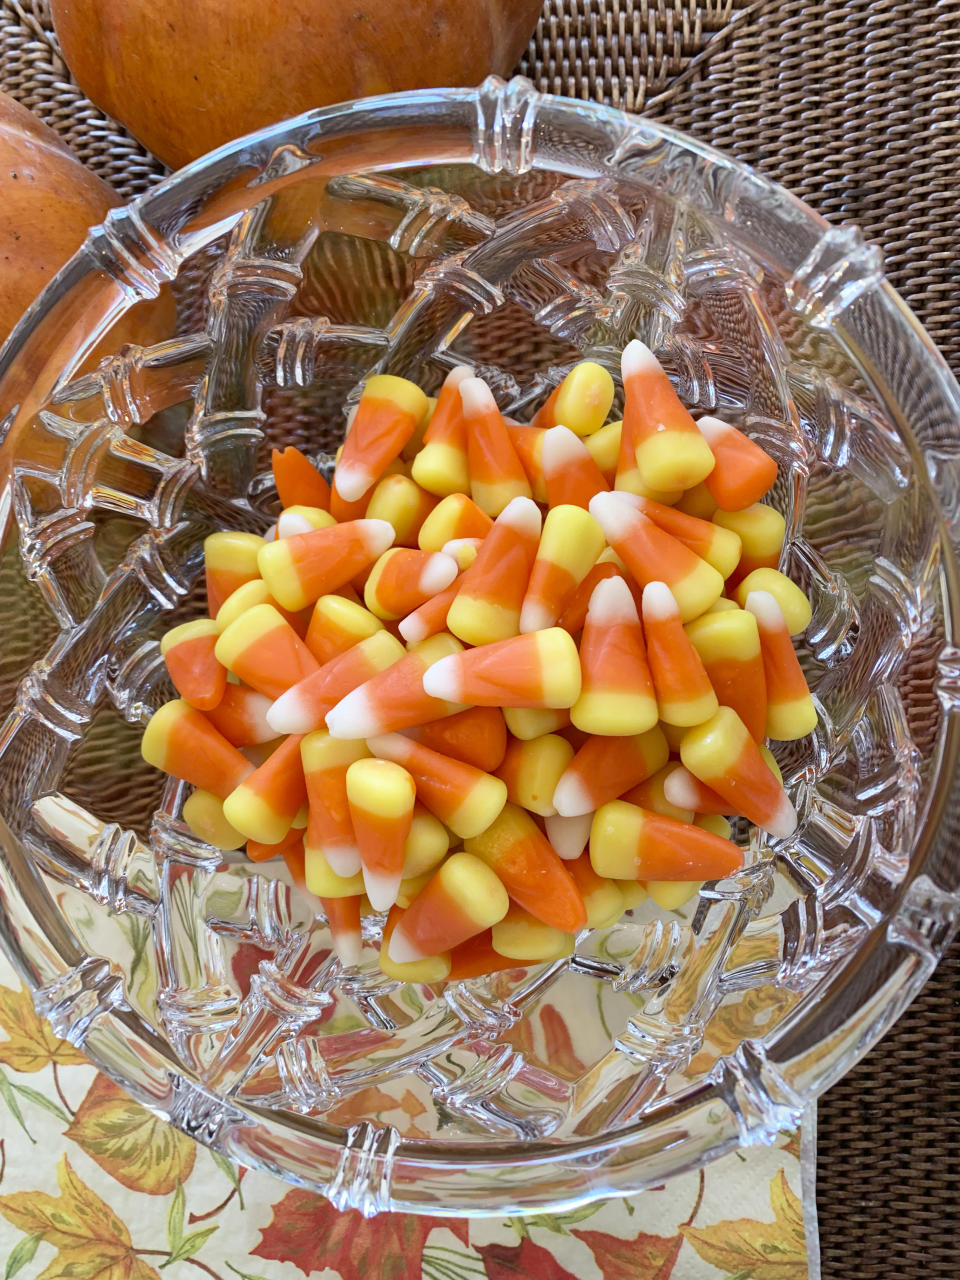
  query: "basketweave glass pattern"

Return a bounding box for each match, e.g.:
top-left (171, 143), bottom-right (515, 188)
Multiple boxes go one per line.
top-left (0, 79), bottom-right (958, 1216)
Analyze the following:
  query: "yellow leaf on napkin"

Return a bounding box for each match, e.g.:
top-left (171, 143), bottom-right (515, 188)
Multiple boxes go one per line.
top-left (680, 1169), bottom-right (807, 1279)
top-left (0, 984), bottom-right (88, 1072)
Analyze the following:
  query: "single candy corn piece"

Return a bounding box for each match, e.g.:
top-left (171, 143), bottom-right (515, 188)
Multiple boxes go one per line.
top-left (571, 576), bottom-right (658, 736)
top-left (621, 339), bottom-right (716, 490)
top-left (745, 590), bottom-right (818, 740)
top-left (495, 733), bottom-right (575, 817)
top-left (272, 446), bottom-right (331, 512)
top-left (621, 763), bottom-right (695, 824)
top-left (417, 492), bottom-right (492, 552)
top-left (734, 568), bottom-right (812, 636)
top-left (161, 619), bottom-right (226, 712)
top-left (446, 496), bottom-right (541, 646)
top-left (204, 532), bottom-right (265, 617)
top-left (684, 606), bottom-right (767, 741)
top-left (680, 705), bottom-right (797, 837)
top-left (346, 757), bottom-right (416, 911)
top-left (335, 374), bottom-right (428, 502)
top-left (410, 365), bottom-right (472, 496)
top-left (379, 905), bottom-right (451, 983)
top-left (445, 931), bottom-right (519, 981)
top-left (364, 548), bottom-right (458, 621)
top-left (403, 394), bottom-right (435, 462)
top-left (410, 705), bottom-right (508, 773)
top-left (586, 419), bottom-right (621, 480)
top-left (301, 732), bottom-right (368, 877)
top-left (397, 578), bottom-right (461, 645)
top-left (646, 881), bottom-right (702, 910)
top-left (491, 905), bottom-right (576, 962)
top-left (215, 603), bottom-right (320, 700)
top-left (142, 700), bottom-right (253, 798)
top-left (642, 582), bottom-right (719, 726)
top-left (442, 538), bottom-right (482, 570)
top-left (304, 848), bottom-right (365, 897)
top-left (541, 425), bottom-right (610, 509)
top-left (304, 594), bottom-right (383, 665)
top-left (215, 578), bottom-right (308, 637)
top-left (460, 377), bottom-right (532, 516)
top-left (423, 628), bottom-right (582, 710)
top-left (365, 473), bottom-right (437, 548)
top-left (557, 561), bottom-right (623, 635)
top-left (567, 854), bottom-right (624, 928)
top-left (206, 684), bottom-right (276, 746)
top-left (258, 518), bottom-right (395, 612)
top-left (714, 503), bottom-right (786, 583)
top-left (401, 805), bottom-right (450, 879)
top-left (503, 706), bottom-right (571, 740)
top-left (267, 630), bottom-right (406, 735)
top-left (696, 813), bottom-right (732, 840)
top-left (590, 800), bottom-right (743, 881)
top-left (387, 851), bottom-right (510, 964)
top-left (544, 812), bottom-right (593, 861)
top-left (696, 416), bottom-right (778, 510)
top-left (222, 732), bottom-right (306, 845)
top-left (182, 789), bottom-right (245, 850)
top-left (504, 421), bottom-right (548, 503)
top-left (276, 505), bottom-right (337, 538)
top-left (614, 406), bottom-right (684, 500)
top-left (464, 803), bottom-right (587, 932)
top-left (590, 492), bottom-right (723, 621)
top-left (532, 361), bottom-right (615, 436)
top-left (631, 495), bottom-right (742, 580)
top-left (325, 632), bottom-right (465, 739)
top-left (676, 481), bottom-right (717, 521)
top-left (553, 725), bottom-right (669, 817)
top-left (519, 505), bottom-right (605, 633)
top-left (321, 895), bottom-right (363, 968)
top-left (247, 824), bottom-right (305, 863)
top-left (662, 765), bottom-right (732, 816)
top-left (367, 732), bottom-right (507, 839)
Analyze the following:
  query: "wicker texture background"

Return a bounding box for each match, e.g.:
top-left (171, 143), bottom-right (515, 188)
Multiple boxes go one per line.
top-left (0, 1), bottom-right (958, 1274)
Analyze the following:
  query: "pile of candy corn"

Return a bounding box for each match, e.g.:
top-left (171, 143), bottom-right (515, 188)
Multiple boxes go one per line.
top-left (141, 340), bottom-right (817, 983)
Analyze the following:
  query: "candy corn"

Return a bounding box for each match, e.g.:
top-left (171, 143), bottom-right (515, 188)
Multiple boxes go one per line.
top-left (464, 803), bottom-right (587, 932)
top-left (519, 504), bottom-right (605, 633)
top-left (590, 491), bottom-right (723, 621)
top-left (142, 700), bottom-right (252, 798)
top-left (461, 377), bottom-right (531, 516)
top-left (182, 789), bottom-right (245, 850)
top-left (571, 576), bottom-right (657, 735)
top-left (553, 725), bottom-right (669, 817)
top-left (410, 705), bottom-right (508, 773)
top-left (401, 805), bottom-right (450, 880)
top-left (363, 548), bottom-right (458, 621)
top-left (442, 538), bottom-right (482, 570)
top-left (364, 473), bottom-right (437, 548)
top-left (272, 446), bottom-right (331, 511)
top-left (322, 895), bottom-right (363, 967)
top-left (446, 496), bottom-right (541, 646)
top-left (502, 706), bottom-right (571, 740)
top-left (204, 531), bottom-right (265, 617)
top-left (386, 852), bottom-right (510, 964)
top-left (684, 606), bottom-right (767, 741)
top-left (734, 568), bottom-right (812, 636)
top-left (621, 340), bottom-right (716, 491)
top-left (496, 732), bottom-right (575, 816)
top-left (247, 824), bottom-right (305, 864)
top-left (642, 582), bottom-right (718, 726)
top-left (556, 561), bottom-right (622, 634)
top-left (621, 763), bottom-right (695, 824)
top-left (590, 801), bottom-right (743, 881)
top-left (379, 906), bottom-right (452, 984)
top-left (445, 932), bottom-right (518, 981)
top-left (661, 765), bottom-right (732, 816)
top-left (223, 732), bottom-right (307, 844)
top-left (367, 731), bottom-right (507, 838)
top-left (680, 706), bottom-right (797, 836)
top-left (304, 594), bottom-right (383, 665)
top-left (532, 362), bottom-right (614, 436)
top-left (712, 503), bottom-right (786, 582)
top-left (491, 905), bottom-right (576, 962)
top-left (215, 603), bottom-right (320, 699)
top-left (744, 590), bottom-right (818, 740)
top-left (417, 492), bottom-right (492, 551)
top-left (567, 854), bottom-right (624, 928)
top-left (541, 425), bottom-right (609, 509)
top-left (325, 632), bottom-right (465, 739)
top-left (410, 366), bottom-right (472, 496)
top-left (585, 419), bottom-right (621, 480)
top-left (504, 421), bottom-right (548, 503)
top-left (675, 481), bottom-right (717, 520)
top-left (258, 518), bottom-right (395, 612)
top-left (631, 495), bottom-right (742, 580)
top-left (336, 374), bottom-right (428, 502)
top-left (695, 416), bottom-right (778, 510)
top-left (205, 683), bottom-right (276, 746)
top-left (215, 578), bottom-right (309, 637)
top-left (161, 619), bottom-right (226, 711)
top-left (301, 732), bottom-right (368, 877)
top-left (423, 628), bottom-right (581, 710)
top-left (397, 578), bottom-right (461, 645)
top-left (266, 630), bottom-right (405, 735)
top-left (304, 848), bottom-right (365, 898)
top-left (276, 505), bottom-right (337, 538)
top-left (646, 881), bottom-right (701, 910)
top-left (346, 757), bottom-right (416, 910)
top-left (543, 811), bottom-right (593, 861)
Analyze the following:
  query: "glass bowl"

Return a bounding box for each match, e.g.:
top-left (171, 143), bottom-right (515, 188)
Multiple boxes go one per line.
top-left (0, 77), bottom-right (958, 1217)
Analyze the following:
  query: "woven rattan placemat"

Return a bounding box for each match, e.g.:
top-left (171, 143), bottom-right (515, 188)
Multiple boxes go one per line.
top-left (1, 2), bottom-right (958, 1274)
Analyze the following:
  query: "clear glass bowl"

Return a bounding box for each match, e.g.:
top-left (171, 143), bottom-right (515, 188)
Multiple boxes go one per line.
top-left (0, 77), bottom-right (959, 1217)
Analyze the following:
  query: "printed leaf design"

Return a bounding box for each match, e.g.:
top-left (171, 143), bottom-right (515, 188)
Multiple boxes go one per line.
top-left (680, 1169), bottom-right (807, 1279)
top-left (254, 1187), bottom-right (469, 1280)
top-left (0, 984), bottom-right (87, 1072)
top-left (572, 1226), bottom-right (683, 1279)
top-left (0, 1154), bottom-right (162, 1280)
top-left (539, 1004), bottom-right (586, 1078)
top-left (476, 1239), bottom-right (580, 1280)
top-left (65, 1074), bottom-right (196, 1195)
top-left (4, 1231), bottom-right (43, 1280)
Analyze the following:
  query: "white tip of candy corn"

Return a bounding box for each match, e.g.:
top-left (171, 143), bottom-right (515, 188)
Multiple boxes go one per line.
top-left (277, 512), bottom-right (314, 539)
top-left (743, 589), bottom-right (785, 633)
top-left (662, 765), bottom-right (702, 811)
top-left (588, 490), bottom-right (641, 540)
top-left (421, 552), bottom-right (459, 596)
top-left (764, 792), bottom-right (798, 840)
top-left (325, 686), bottom-right (383, 739)
top-left (363, 867), bottom-right (402, 913)
top-left (586, 575), bottom-right (638, 625)
top-left (334, 460), bottom-right (376, 503)
top-left (364, 733), bottom-right (409, 763)
top-left (553, 772), bottom-right (594, 818)
top-left (694, 415), bottom-right (733, 446)
top-left (267, 686), bottom-right (320, 736)
top-left (541, 424), bottom-right (586, 474)
top-left (519, 599), bottom-right (555, 635)
top-left (641, 580), bottom-right (680, 622)
top-left (387, 927), bottom-right (423, 966)
top-left (444, 364), bottom-right (474, 389)
top-left (544, 812), bottom-right (593, 860)
top-left (459, 376), bottom-right (498, 416)
top-left (497, 495), bottom-right (542, 539)
top-left (332, 928), bottom-right (363, 969)
top-left (263, 522), bottom-right (278, 541)
top-left (621, 339), bottom-right (661, 380)
top-left (398, 612), bottom-right (430, 645)
top-left (359, 518), bottom-right (397, 557)
top-left (323, 843), bottom-right (362, 878)
top-left (420, 655), bottom-right (461, 702)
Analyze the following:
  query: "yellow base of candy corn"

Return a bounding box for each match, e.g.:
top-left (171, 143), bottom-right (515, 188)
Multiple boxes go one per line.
top-left (471, 477), bottom-right (531, 519)
top-left (657, 688), bottom-right (719, 727)
top-left (222, 787), bottom-right (292, 845)
top-left (582, 879), bottom-right (624, 929)
top-left (304, 848), bottom-right (365, 898)
top-left (646, 880), bottom-right (701, 910)
top-left (182, 789), bottom-right (245, 850)
top-left (411, 441), bottom-right (469, 497)
top-left (616, 880), bottom-right (649, 909)
top-left (446, 596), bottom-right (520, 647)
top-left (555, 362), bottom-right (615, 436)
top-left (767, 694), bottom-right (818, 741)
top-left (491, 915), bottom-right (576, 961)
top-left (570, 690), bottom-right (659, 737)
top-left (501, 734), bottom-right (574, 816)
top-left (669, 558), bottom-right (724, 623)
top-left (734, 568), bottom-right (812, 635)
top-left (378, 946), bottom-right (451, 984)
top-left (503, 706), bottom-right (569, 740)
top-left (696, 814), bottom-right (732, 840)
top-left (635, 431), bottom-right (716, 492)
top-left (445, 774), bottom-right (509, 839)
top-left (586, 420), bottom-right (621, 474)
top-left (401, 810), bottom-right (450, 879)
top-left (614, 465), bottom-right (684, 505)
top-left (589, 802), bottom-right (643, 880)
top-left (396, 871), bottom-right (433, 909)
top-left (676, 482), bottom-right (717, 520)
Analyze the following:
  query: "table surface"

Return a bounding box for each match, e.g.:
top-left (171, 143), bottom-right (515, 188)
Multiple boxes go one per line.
top-left (0, 3), bottom-right (958, 1276)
